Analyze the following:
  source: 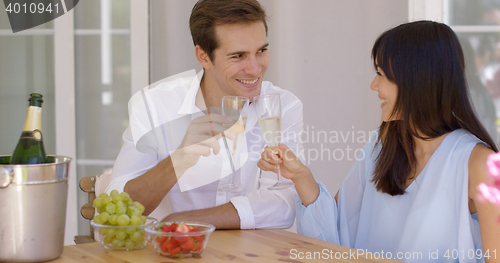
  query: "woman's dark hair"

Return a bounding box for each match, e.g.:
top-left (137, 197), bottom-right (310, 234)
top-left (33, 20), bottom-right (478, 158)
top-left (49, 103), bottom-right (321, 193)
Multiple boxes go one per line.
top-left (371, 20), bottom-right (498, 195)
top-left (189, 0), bottom-right (268, 62)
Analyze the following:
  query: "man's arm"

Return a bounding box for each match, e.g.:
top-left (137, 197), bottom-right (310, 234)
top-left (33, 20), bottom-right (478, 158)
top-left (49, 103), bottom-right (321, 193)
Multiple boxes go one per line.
top-left (121, 114), bottom-right (232, 216)
top-left (162, 202), bottom-right (240, 229)
top-left (124, 156), bottom-right (178, 216)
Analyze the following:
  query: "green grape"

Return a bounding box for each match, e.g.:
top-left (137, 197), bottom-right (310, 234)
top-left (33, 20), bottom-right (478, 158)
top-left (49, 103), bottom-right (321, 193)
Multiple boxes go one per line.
top-left (112, 238), bottom-right (125, 247)
top-left (115, 205), bottom-right (126, 216)
top-left (99, 211), bottom-right (110, 223)
top-left (109, 214), bottom-right (118, 225)
top-left (115, 200), bottom-right (124, 208)
top-left (126, 206), bottom-right (136, 217)
top-left (115, 229), bottom-right (127, 241)
top-left (103, 235), bottom-right (114, 245)
top-left (134, 202), bottom-right (145, 214)
top-left (132, 209), bottom-right (141, 216)
top-left (117, 214), bottom-right (130, 226)
top-left (126, 227), bottom-right (136, 235)
top-left (130, 230), bottom-right (142, 242)
top-left (124, 238), bottom-right (135, 250)
top-left (93, 191), bottom-right (148, 247)
top-left (92, 216), bottom-right (103, 225)
top-left (112, 194), bottom-right (123, 203)
top-left (128, 206), bottom-right (142, 217)
top-left (105, 203), bottom-right (116, 214)
top-left (103, 195), bottom-right (112, 204)
top-left (105, 227), bottom-right (116, 238)
top-left (93, 197), bottom-right (104, 209)
top-left (130, 215), bottom-right (141, 226)
top-left (120, 192), bottom-right (130, 202)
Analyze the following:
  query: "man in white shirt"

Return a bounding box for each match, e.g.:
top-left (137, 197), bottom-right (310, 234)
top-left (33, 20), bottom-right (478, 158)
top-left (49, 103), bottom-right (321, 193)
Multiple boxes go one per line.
top-left (107, 0), bottom-right (304, 230)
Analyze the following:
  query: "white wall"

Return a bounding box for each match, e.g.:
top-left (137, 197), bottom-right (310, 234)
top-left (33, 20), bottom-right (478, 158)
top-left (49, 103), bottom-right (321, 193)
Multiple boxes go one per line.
top-left (151, 0), bottom-right (408, 196)
top-left (263, 0), bottom-right (408, 194)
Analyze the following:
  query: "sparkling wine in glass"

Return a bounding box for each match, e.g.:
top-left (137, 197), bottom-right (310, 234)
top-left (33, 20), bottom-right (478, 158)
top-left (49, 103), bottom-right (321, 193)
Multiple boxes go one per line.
top-left (253, 93), bottom-right (294, 190)
top-left (218, 96), bottom-right (249, 193)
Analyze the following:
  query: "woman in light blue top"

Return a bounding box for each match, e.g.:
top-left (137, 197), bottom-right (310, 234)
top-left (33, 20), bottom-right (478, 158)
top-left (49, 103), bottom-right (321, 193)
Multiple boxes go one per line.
top-left (258, 21), bottom-right (500, 262)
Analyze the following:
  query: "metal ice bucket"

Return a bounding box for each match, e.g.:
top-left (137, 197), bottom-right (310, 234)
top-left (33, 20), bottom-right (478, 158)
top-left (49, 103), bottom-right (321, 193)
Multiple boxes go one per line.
top-left (0, 155), bottom-right (72, 262)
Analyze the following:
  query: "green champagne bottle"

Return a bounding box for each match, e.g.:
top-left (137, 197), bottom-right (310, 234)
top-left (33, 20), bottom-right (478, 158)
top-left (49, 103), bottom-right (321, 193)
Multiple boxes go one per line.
top-left (10, 93), bottom-right (47, 164)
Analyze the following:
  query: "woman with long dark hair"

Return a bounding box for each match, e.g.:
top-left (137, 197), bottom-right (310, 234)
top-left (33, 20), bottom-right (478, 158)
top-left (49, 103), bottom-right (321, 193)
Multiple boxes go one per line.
top-left (259, 21), bottom-right (500, 262)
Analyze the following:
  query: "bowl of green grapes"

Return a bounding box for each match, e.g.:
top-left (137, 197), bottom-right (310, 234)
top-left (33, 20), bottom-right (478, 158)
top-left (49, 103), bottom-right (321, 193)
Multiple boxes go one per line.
top-left (90, 190), bottom-right (157, 251)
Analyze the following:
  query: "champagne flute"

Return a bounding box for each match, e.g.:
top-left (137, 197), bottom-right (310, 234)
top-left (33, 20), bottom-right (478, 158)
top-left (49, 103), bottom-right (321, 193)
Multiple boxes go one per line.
top-left (253, 93), bottom-right (294, 190)
top-left (218, 96), bottom-right (249, 193)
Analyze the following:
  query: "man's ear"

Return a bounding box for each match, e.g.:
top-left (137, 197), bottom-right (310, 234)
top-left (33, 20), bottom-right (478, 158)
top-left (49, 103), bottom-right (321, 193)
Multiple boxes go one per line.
top-left (195, 45), bottom-right (212, 69)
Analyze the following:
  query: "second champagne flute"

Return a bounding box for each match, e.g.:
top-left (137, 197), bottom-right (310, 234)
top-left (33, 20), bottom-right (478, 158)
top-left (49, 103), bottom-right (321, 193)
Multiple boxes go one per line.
top-left (253, 93), bottom-right (294, 190)
top-left (218, 96), bottom-right (249, 193)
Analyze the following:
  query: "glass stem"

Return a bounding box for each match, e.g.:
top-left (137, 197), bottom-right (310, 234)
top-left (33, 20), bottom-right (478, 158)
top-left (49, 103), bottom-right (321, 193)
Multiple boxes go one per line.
top-left (222, 135), bottom-right (236, 185)
top-left (229, 158), bottom-right (235, 186)
top-left (276, 164), bottom-right (282, 182)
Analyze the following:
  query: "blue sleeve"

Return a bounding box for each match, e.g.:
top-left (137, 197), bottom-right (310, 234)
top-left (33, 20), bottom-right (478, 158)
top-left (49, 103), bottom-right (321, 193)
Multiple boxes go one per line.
top-left (295, 181), bottom-right (340, 244)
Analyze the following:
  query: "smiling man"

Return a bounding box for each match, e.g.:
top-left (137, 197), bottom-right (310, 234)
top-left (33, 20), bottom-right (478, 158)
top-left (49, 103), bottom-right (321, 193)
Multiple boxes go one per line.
top-left (106, 0), bottom-right (304, 230)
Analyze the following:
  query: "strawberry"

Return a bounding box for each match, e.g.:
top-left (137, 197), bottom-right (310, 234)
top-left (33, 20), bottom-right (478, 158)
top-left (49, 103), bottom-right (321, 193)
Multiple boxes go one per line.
top-left (192, 241), bottom-right (203, 252)
top-left (156, 236), bottom-right (167, 244)
top-left (168, 246), bottom-right (181, 255)
top-left (162, 223), bottom-right (177, 232)
top-left (160, 239), bottom-right (176, 252)
top-left (175, 223), bottom-right (190, 233)
top-left (180, 237), bottom-right (195, 250)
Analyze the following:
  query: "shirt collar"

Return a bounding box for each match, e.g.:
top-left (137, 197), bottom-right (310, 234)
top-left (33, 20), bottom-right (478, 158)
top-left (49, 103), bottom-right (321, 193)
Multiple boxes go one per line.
top-left (176, 70), bottom-right (272, 116)
top-left (177, 69), bottom-right (205, 115)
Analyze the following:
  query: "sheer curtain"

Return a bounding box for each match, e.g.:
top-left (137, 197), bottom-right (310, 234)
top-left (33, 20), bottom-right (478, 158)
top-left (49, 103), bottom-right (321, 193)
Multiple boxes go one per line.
top-left (0, 14), bottom-right (56, 157)
top-left (447, 0), bottom-right (500, 147)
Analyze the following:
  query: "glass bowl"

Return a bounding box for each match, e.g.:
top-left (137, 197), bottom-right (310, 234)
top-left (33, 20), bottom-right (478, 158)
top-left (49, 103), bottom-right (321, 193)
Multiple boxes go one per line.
top-left (146, 222), bottom-right (215, 258)
top-left (90, 217), bottom-right (157, 251)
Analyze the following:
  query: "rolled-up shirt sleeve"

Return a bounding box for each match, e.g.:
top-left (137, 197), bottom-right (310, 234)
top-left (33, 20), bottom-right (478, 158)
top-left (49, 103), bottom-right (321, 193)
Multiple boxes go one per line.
top-left (231, 178), bottom-right (297, 229)
top-left (106, 126), bottom-right (160, 194)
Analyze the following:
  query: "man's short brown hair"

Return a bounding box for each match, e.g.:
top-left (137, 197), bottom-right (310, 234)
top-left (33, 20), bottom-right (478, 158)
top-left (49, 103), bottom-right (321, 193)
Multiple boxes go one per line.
top-left (189, 0), bottom-right (268, 61)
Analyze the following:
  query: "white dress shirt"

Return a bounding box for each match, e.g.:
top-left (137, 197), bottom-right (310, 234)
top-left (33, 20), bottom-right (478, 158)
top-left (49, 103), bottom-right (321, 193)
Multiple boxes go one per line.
top-left (107, 69), bottom-right (304, 229)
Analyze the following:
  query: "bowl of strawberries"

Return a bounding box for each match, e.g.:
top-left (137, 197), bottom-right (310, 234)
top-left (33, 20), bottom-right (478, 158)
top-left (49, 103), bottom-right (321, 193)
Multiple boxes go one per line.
top-left (146, 222), bottom-right (215, 258)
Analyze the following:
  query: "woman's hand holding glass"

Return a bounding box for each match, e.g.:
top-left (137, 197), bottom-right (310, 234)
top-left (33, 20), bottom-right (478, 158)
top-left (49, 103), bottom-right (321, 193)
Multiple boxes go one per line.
top-left (257, 144), bottom-right (307, 181)
top-left (258, 143), bottom-right (320, 205)
top-left (254, 93), bottom-right (294, 190)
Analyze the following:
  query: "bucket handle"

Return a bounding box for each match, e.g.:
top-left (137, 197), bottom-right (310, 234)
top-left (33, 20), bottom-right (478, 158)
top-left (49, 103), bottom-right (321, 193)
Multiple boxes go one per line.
top-left (0, 167), bottom-right (13, 188)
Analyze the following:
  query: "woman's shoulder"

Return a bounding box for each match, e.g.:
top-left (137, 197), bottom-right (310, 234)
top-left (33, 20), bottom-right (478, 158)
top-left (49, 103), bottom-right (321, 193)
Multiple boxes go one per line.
top-left (457, 128), bottom-right (495, 196)
top-left (469, 143), bottom-right (495, 179)
top-left (434, 129), bottom-right (492, 162)
top-left (445, 129), bottom-right (488, 148)
top-left (469, 143), bottom-right (494, 164)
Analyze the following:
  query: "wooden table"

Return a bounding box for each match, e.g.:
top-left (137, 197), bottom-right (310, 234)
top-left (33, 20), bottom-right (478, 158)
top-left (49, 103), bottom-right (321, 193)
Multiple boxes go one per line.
top-left (52, 229), bottom-right (401, 262)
